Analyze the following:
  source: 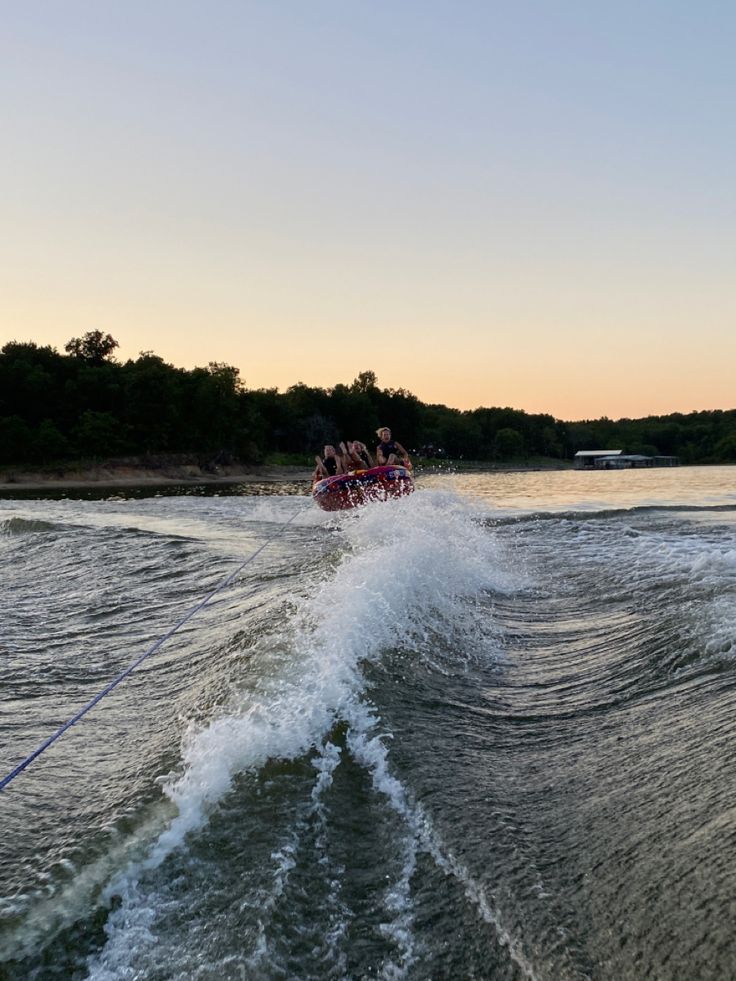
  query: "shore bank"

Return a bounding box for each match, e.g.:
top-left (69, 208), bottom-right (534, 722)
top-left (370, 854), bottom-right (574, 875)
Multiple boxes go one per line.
top-left (0, 462), bottom-right (314, 492)
top-left (0, 457), bottom-right (570, 493)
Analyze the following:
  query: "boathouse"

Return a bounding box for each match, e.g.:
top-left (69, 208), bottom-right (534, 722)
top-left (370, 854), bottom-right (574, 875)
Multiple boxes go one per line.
top-left (573, 450), bottom-right (622, 469)
top-left (574, 451), bottom-right (680, 470)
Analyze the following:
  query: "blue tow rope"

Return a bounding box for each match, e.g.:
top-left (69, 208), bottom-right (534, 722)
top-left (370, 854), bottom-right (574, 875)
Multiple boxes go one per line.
top-left (0, 506), bottom-right (304, 792)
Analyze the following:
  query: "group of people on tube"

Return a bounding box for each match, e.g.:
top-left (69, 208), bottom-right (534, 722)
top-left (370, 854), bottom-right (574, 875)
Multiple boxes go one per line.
top-left (313, 427), bottom-right (411, 481)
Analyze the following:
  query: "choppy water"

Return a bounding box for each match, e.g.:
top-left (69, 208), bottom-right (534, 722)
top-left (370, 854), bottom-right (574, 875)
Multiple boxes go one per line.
top-left (1, 466), bottom-right (735, 980)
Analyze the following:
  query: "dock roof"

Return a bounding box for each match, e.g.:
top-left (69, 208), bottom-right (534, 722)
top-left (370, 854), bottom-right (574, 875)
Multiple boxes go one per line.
top-left (574, 450), bottom-right (622, 457)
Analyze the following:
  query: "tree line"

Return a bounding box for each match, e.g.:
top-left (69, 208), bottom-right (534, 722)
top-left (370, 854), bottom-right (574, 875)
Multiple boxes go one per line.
top-left (1, 332), bottom-right (735, 467)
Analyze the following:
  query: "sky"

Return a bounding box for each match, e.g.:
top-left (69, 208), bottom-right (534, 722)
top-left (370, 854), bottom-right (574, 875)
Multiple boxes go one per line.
top-left (1, 1), bottom-right (734, 421)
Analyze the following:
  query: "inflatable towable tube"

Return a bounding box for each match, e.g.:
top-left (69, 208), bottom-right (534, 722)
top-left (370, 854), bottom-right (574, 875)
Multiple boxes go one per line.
top-left (312, 465), bottom-right (414, 512)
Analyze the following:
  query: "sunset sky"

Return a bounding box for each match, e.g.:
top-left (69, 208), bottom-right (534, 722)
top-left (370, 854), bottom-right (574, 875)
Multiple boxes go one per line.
top-left (2, 1), bottom-right (734, 420)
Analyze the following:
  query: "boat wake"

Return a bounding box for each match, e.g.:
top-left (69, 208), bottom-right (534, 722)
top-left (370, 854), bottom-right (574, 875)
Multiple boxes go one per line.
top-left (28, 488), bottom-right (526, 980)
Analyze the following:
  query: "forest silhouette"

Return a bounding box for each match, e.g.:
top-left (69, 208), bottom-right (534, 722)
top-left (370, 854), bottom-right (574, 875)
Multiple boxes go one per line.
top-left (2, 333), bottom-right (735, 467)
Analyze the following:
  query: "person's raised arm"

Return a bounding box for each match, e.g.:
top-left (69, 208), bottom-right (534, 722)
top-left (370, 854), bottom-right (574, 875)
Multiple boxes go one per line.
top-left (394, 441), bottom-right (411, 466)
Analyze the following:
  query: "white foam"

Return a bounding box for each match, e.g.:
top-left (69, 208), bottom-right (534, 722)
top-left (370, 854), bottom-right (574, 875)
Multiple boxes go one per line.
top-left (0, 804), bottom-right (175, 964)
top-left (85, 488), bottom-right (519, 977)
top-left (344, 694), bottom-right (541, 981)
top-left (244, 739), bottom-right (347, 976)
top-left (346, 710), bottom-right (419, 978)
top-left (242, 833), bottom-right (299, 976)
top-left (419, 822), bottom-right (541, 981)
top-left (245, 495), bottom-right (327, 528)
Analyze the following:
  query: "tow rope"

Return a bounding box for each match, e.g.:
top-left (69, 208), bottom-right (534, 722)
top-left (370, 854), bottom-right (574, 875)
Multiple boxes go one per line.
top-left (0, 505), bottom-right (305, 792)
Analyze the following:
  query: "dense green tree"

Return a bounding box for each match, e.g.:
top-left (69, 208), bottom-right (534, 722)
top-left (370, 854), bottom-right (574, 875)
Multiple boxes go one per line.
top-left (32, 420), bottom-right (71, 463)
top-left (65, 330), bottom-right (119, 365)
top-left (72, 411), bottom-right (131, 457)
top-left (351, 370), bottom-right (378, 395)
top-left (439, 412), bottom-right (481, 458)
top-left (1, 337), bottom-right (735, 467)
top-left (120, 354), bottom-right (184, 452)
top-left (540, 425), bottom-right (564, 458)
top-left (0, 416), bottom-right (33, 463)
top-left (0, 341), bottom-right (69, 426)
top-left (494, 427), bottom-right (525, 460)
top-left (714, 434), bottom-right (736, 461)
top-left (300, 413), bottom-right (332, 447)
top-left (329, 384), bottom-right (379, 444)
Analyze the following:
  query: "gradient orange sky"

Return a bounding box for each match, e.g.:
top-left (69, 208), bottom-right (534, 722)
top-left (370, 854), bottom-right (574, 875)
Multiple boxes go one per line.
top-left (2, 2), bottom-right (734, 421)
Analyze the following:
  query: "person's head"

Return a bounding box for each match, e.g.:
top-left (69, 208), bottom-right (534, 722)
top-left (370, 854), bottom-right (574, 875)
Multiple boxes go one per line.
top-left (376, 427), bottom-right (391, 442)
top-left (324, 445), bottom-right (336, 457)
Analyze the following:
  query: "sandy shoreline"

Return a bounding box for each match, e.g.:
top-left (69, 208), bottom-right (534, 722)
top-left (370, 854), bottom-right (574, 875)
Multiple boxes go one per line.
top-left (0, 459), bottom-right (570, 493)
top-left (0, 464), bottom-right (315, 492)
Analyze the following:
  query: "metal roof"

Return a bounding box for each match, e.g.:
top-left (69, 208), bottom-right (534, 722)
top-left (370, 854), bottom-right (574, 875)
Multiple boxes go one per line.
top-left (574, 450), bottom-right (622, 457)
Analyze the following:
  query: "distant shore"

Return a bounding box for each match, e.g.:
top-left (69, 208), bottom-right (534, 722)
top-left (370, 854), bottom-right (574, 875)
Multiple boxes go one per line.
top-left (0, 457), bottom-right (571, 493)
top-left (0, 462), bottom-right (314, 492)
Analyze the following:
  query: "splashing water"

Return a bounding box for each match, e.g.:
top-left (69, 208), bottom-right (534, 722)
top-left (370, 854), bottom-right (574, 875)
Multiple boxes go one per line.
top-left (4, 469), bottom-right (736, 980)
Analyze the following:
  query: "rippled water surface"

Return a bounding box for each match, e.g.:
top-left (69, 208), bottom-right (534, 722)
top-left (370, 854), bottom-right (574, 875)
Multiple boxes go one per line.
top-left (1, 466), bottom-right (735, 979)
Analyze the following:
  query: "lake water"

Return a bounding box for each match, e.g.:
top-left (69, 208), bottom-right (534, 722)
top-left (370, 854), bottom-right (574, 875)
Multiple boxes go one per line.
top-left (1, 466), bottom-right (735, 980)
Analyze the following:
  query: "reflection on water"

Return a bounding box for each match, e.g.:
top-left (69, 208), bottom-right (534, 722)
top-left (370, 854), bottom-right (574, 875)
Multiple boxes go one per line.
top-left (2, 469), bottom-right (736, 979)
top-left (2, 466), bottom-right (733, 512)
top-left (421, 464), bottom-right (736, 513)
top-left (0, 481), bottom-right (311, 502)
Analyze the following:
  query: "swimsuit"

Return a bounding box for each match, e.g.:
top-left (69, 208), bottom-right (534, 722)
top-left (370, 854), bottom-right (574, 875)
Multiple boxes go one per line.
top-left (378, 440), bottom-right (400, 461)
